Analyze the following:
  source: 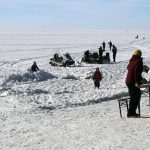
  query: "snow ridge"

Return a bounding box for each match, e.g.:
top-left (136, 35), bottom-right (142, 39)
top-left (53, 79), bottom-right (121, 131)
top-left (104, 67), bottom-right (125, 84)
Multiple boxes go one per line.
top-left (1, 70), bottom-right (57, 86)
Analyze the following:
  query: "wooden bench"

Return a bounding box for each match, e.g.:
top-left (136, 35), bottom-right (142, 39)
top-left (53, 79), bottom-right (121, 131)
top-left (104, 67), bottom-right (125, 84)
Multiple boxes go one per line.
top-left (118, 98), bottom-right (141, 117)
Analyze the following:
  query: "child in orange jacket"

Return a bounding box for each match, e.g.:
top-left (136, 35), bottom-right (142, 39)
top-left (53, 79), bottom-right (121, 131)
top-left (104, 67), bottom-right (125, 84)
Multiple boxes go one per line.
top-left (93, 68), bottom-right (102, 89)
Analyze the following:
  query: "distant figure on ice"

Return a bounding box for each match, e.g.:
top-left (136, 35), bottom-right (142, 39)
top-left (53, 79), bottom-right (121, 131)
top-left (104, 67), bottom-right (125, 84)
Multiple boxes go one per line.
top-left (112, 45), bottom-right (117, 62)
top-left (65, 53), bottom-right (72, 60)
top-left (84, 50), bottom-right (90, 62)
top-left (31, 61), bottom-right (39, 72)
top-left (108, 41), bottom-right (112, 50)
top-left (93, 68), bottom-right (102, 89)
top-left (102, 41), bottom-right (106, 51)
top-left (98, 46), bottom-right (103, 63)
top-left (99, 46), bottom-right (103, 58)
top-left (135, 35), bottom-right (139, 39)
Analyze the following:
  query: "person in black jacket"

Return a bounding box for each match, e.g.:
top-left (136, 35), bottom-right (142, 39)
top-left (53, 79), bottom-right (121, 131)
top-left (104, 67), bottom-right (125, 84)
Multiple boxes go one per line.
top-left (135, 35), bottom-right (139, 39)
top-left (102, 41), bottom-right (106, 51)
top-left (84, 50), bottom-right (90, 62)
top-left (98, 46), bottom-right (103, 58)
top-left (108, 41), bottom-right (112, 50)
top-left (98, 46), bottom-right (103, 63)
top-left (112, 45), bottom-right (117, 62)
top-left (31, 61), bottom-right (39, 72)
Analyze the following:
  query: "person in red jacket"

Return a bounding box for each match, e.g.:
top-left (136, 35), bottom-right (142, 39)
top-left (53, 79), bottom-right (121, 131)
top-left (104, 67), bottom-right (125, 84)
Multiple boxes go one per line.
top-left (126, 50), bottom-right (143, 117)
top-left (93, 68), bottom-right (102, 89)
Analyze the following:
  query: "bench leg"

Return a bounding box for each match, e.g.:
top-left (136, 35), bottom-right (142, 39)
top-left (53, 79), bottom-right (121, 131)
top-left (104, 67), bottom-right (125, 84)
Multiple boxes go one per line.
top-left (126, 101), bottom-right (129, 112)
top-left (138, 103), bottom-right (141, 117)
top-left (118, 102), bottom-right (122, 117)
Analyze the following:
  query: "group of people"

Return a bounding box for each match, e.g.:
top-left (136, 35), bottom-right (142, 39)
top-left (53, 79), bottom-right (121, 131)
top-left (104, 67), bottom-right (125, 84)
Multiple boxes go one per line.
top-left (101, 41), bottom-right (112, 51)
top-left (93, 49), bottom-right (145, 118)
top-left (30, 49), bottom-right (145, 118)
top-left (135, 35), bottom-right (145, 40)
top-left (99, 41), bottom-right (117, 62)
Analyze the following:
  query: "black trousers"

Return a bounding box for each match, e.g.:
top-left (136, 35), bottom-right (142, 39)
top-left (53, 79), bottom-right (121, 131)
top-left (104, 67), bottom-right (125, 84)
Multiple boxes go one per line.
top-left (126, 83), bottom-right (141, 115)
top-left (113, 53), bottom-right (116, 62)
top-left (94, 81), bottom-right (100, 89)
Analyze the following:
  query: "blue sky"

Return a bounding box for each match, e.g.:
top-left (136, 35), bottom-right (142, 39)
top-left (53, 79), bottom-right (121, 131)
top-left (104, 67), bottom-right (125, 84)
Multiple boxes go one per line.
top-left (0, 0), bottom-right (150, 29)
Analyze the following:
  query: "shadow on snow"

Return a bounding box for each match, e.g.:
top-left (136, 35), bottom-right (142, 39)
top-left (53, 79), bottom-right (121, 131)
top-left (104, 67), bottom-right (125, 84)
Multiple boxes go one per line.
top-left (39, 92), bottom-right (129, 111)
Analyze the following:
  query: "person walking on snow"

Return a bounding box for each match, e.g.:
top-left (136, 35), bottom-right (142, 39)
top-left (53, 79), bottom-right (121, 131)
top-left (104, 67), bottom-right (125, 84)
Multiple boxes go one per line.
top-left (126, 50), bottom-right (143, 117)
top-left (93, 68), bottom-right (102, 89)
top-left (31, 61), bottom-right (39, 72)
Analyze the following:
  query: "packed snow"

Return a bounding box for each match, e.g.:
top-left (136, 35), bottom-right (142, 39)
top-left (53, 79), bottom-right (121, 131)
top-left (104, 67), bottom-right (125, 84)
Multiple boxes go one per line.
top-left (0, 29), bottom-right (150, 150)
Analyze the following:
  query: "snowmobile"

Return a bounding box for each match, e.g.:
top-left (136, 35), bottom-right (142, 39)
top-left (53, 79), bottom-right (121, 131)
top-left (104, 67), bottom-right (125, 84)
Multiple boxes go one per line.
top-left (81, 50), bottom-right (99, 64)
top-left (103, 52), bottom-right (110, 63)
top-left (143, 65), bottom-right (149, 73)
top-left (49, 53), bottom-right (75, 67)
top-left (81, 50), bottom-right (110, 64)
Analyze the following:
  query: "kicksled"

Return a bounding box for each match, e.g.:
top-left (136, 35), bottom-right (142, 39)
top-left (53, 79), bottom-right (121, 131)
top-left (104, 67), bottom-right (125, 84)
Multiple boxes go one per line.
top-left (118, 83), bottom-right (150, 118)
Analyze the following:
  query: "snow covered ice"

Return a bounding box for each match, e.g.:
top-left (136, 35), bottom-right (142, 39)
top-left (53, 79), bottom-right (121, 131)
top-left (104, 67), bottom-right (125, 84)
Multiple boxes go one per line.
top-left (0, 29), bottom-right (150, 150)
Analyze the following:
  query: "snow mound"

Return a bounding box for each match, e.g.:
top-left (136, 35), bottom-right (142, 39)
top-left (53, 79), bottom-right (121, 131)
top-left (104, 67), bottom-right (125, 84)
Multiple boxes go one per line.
top-left (11, 89), bottom-right (49, 96)
top-left (61, 75), bottom-right (79, 80)
top-left (2, 70), bottom-right (57, 86)
top-left (84, 72), bottom-right (94, 79)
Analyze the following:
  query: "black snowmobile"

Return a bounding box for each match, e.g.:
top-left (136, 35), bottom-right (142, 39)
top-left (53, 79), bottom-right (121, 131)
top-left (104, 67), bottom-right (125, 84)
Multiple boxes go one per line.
top-left (49, 53), bottom-right (75, 67)
top-left (143, 65), bottom-right (149, 73)
top-left (81, 50), bottom-right (110, 64)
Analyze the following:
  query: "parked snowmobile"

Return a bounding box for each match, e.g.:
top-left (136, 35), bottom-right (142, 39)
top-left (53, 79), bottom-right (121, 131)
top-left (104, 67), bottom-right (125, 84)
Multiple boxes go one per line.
top-left (82, 50), bottom-right (110, 64)
top-left (103, 52), bottom-right (110, 63)
top-left (143, 65), bottom-right (149, 73)
top-left (49, 53), bottom-right (75, 67)
top-left (82, 50), bottom-right (99, 64)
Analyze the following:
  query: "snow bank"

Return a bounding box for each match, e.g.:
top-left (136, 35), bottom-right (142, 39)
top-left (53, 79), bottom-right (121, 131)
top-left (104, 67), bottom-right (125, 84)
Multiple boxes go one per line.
top-left (61, 75), bottom-right (79, 80)
top-left (6, 88), bottom-right (49, 96)
top-left (83, 71), bottom-right (94, 79)
top-left (1, 30), bottom-right (150, 150)
top-left (2, 70), bottom-right (57, 86)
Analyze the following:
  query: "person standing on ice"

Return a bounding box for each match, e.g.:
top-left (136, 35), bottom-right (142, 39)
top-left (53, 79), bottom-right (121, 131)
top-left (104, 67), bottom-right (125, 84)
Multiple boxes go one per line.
top-left (108, 41), bottom-right (112, 50)
top-left (102, 41), bottom-right (106, 51)
top-left (31, 61), bottom-right (39, 72)
top-left (135, 35), bottom-right (139, 39)
top-left (126, 50), bottom-right (143, 117)
top-left (93, 68), bottom-right (102, 89)
top-left (99, 46), bottom-right (103, 58)
top-left (112, 45), bottom-right (117, 62)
